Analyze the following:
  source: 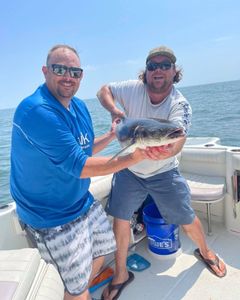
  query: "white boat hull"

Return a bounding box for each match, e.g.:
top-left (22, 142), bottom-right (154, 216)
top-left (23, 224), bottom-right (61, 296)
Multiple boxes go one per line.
top-left (1, 137), bottom-right (240, 299)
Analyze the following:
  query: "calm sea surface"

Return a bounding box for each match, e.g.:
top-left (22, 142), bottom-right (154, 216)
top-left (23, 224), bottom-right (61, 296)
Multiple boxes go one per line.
top-left (1, 80), bottom-right (240, 204)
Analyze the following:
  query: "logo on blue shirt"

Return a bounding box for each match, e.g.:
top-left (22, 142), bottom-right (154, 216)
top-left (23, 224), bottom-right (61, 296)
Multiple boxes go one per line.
top-left (78, 132), bottom-right (90, 149)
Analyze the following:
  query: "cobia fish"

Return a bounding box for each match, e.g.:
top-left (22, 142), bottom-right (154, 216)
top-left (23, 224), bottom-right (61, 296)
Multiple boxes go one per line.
top-left (111, 117), bottom-right (185, 160)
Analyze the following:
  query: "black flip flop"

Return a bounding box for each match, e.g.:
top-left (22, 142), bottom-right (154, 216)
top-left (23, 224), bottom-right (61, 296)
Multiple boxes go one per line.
top-left (194, 248), bottom-right (226, 278)
top-left (101, 271), bottom-right (135, 300)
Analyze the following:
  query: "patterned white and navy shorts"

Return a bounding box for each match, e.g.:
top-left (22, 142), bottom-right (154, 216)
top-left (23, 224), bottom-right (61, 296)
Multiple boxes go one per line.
top-left (24, 201), bottom-right (116, 296)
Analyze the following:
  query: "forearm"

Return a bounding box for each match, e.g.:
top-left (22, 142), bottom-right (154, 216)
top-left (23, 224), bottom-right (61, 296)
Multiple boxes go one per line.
top-left (97, 85), bottom-right (124, 119)
top-left (80, 150), bottom-right (145, 178)
top-left (93, 131), bottom-right (116, 155)
top-left (168, 137), bottom-right (186, 157)
top-left (97, 85), bottom-right (116, 113)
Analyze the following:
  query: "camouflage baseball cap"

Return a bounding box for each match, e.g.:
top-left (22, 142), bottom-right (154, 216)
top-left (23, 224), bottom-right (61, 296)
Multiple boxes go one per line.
top-left (146, 46), bottom-right (176, 63)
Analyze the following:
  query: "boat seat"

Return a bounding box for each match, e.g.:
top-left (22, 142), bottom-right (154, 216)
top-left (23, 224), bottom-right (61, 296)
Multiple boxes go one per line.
top-left (0, 248), bottom-right (64, 300)
top-left (90, 174), bottom-right (113, 201)
top-left (181, 172), bottom-right (226, 235)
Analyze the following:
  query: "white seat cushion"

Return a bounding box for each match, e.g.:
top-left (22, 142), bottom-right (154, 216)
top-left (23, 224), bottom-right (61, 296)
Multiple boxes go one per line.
top-left (27, 263), bottom-right (64, 300)
top-left (0, 248), bottom-right (41, 300)
top-left (90, 174), bottom-right (113, 201)
top-left (181, 172), bottom-right (226, 201)
top-left (0, 248), bottom-right (64, 300)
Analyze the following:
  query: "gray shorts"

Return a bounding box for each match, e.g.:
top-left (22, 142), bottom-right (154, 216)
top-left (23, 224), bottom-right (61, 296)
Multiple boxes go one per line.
top-left (106, 168), bottom-right (195, 225)
top-left (24, 201), bottom-right (116, 296)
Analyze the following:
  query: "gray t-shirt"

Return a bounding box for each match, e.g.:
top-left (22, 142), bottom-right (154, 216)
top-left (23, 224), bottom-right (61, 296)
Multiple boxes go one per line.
top-left (109, 80), bottom-right (192, 178)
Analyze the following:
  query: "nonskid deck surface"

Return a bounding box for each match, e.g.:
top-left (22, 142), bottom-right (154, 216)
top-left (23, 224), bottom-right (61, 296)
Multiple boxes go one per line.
top-left (92, 219), bottom-right (240, 300)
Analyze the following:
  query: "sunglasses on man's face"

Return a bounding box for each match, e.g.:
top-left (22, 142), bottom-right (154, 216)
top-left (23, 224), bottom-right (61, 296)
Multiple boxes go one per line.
top-left (48, 64), bottom-right (83, 78)
top-left (146, 61), bottom-right (173, 72)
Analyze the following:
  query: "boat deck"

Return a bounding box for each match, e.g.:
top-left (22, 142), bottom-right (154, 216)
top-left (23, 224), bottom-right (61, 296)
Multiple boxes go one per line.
top-left (92, 218), bottom-right (240, 300)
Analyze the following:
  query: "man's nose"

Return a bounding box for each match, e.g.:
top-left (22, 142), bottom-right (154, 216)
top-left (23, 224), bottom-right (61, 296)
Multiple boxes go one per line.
top-left (63, 70), bottom-right (72, 78)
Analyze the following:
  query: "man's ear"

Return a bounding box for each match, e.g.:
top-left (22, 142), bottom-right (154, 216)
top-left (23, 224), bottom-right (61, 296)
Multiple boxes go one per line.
top-left (80, 71), bottom-right (83, 81)
top-left (42, 66), bottom-right (48, 75)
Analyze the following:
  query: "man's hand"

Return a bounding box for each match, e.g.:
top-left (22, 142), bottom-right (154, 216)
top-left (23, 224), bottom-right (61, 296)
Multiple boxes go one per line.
top-left (131, 147), bottom-right (153, 161)
top-left (109, 118), bottom-right (122, 136)
top-left (111, 107), bottom-right (125, 121)
top-left (145, 144), bottom-right (174, 160)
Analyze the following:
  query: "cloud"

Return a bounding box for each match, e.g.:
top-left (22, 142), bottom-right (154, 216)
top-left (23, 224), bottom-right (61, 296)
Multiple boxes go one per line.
top-left (123, 59), bottom-right (140, 65)
top-left (214, 36), bottom-right (233, 42)
top-left (83, 59), bottom-right (141, 72)
top-left (83, 65), bottom-right (97, 71)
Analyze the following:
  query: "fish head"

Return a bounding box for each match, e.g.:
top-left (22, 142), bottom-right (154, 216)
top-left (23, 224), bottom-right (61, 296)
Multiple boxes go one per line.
top-left (148, 119), bottom-right (185, 144)
top-left (116, 117), bottom-right (185, 147)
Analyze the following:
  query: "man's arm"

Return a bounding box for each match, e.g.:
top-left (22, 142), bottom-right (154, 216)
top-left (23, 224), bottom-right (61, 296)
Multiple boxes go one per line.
top-left (92, 130), bottom-right (115, 155)
top-left (97, 85), bottom-right (125, 120)
top-left (146, 137), bottom-right (186, 160)
top-left (81, 137), bottom-right (186, 179)
top-left (80, 147), bottom-right (151, 178)
top-left (164, 136), bottom-right (186, 157)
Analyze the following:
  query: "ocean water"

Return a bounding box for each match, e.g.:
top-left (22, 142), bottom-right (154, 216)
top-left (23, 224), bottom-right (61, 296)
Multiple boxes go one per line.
top-left (1, 80), bottom-right (240, 204)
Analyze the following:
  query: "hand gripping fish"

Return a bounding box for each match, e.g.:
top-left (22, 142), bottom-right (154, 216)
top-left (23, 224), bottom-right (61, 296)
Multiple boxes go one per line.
top-left (111, 117), bottom-right (185, 160)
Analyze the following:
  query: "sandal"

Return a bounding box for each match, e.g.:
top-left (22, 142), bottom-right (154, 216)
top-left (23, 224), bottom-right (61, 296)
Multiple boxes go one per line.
top-left (101, 271), bottom-right (134, 300)
top-left (194, 248), bottom-right (226, 278)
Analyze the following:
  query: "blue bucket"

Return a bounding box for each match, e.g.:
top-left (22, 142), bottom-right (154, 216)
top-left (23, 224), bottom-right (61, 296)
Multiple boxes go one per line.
top-left (143, 203), bottom-right (180, 255)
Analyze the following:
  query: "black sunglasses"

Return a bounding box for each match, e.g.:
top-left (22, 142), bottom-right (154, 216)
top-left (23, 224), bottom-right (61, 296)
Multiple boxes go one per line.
top-left (48, 64), bottom-right (83, 78)
top-left (146, 61), bottom-right (173, 71)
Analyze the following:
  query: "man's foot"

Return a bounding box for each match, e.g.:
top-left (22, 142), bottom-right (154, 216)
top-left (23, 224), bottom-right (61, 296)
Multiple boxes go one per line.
top-left (101, 271), bottom-right (134, 300)
top-left (194, 248), bottom-right (227, 277)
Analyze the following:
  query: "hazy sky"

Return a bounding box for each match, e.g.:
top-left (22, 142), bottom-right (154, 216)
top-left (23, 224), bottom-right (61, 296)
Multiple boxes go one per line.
top-left (1, 0), bottom-right (240, 109)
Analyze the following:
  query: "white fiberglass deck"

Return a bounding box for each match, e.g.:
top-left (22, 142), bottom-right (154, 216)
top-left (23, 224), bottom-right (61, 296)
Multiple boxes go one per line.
top-left (92, 218), bottom-right (240, 300)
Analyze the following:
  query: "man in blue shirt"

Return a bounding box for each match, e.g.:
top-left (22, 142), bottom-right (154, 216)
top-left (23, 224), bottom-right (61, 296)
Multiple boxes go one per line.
top-left (10, 44), bottom-right (152, 300)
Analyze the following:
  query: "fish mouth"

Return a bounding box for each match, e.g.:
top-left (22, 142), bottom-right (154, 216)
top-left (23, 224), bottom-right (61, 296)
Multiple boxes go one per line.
top-left (167, 128), bottom-right (185, 139)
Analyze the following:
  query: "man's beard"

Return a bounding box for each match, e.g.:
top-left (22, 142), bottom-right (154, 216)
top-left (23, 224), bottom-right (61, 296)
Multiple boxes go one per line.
top-left (147, 80), bottom-right (171, 93)
top-left (57, 85), bottom-right (76, 99)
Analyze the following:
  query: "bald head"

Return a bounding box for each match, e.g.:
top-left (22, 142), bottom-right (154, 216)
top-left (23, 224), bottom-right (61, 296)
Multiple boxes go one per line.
top-left (46, 45), bottom-right (80, 65)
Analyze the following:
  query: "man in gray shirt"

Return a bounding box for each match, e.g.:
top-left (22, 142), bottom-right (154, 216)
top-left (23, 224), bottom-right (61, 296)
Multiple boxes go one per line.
top-left (97, 45), bottom-right (226, 300)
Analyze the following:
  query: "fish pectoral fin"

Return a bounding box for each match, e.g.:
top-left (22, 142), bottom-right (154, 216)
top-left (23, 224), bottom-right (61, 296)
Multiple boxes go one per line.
top-left (108, 143), bottom-right (135, 162)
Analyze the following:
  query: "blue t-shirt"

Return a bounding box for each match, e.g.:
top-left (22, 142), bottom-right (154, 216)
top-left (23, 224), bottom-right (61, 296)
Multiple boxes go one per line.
top-left (10, 84), bottom-right (95, 228)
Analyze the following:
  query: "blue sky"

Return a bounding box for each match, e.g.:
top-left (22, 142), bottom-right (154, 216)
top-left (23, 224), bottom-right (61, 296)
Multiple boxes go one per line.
top-left (1, 0), bottom-right (240, 109)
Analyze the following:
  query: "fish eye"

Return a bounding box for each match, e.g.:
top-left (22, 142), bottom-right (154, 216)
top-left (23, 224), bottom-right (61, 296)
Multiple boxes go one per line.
top-left (135, 126), bottom-right (147, 137)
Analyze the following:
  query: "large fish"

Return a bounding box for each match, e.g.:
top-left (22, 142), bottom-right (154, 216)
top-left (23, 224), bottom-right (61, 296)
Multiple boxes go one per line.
top-left (111, 117), bottom-right (185, 160)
